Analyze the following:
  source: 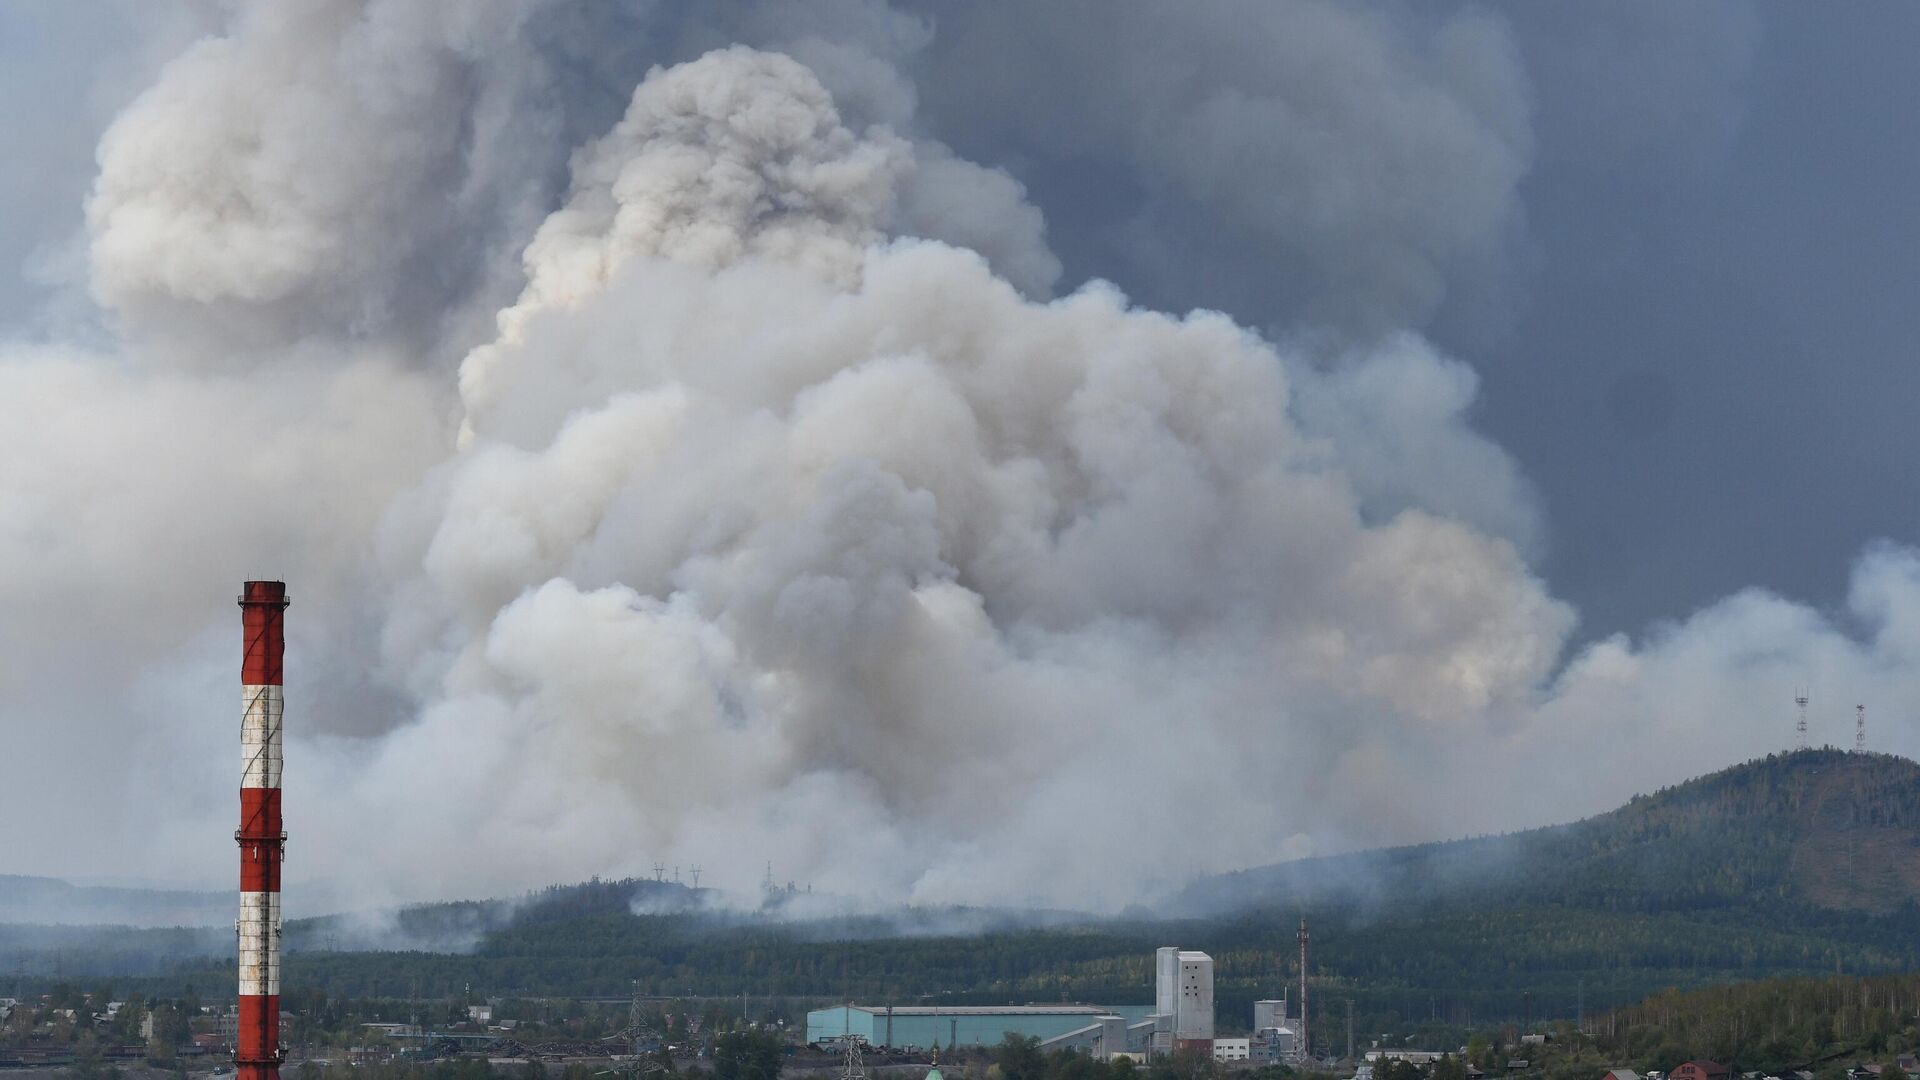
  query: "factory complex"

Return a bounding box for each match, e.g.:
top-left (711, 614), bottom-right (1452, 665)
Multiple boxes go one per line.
top-left (806, 1006), bottom-right (1158, 1054)
top-left (807, 946), bottom-right (1302, 1064)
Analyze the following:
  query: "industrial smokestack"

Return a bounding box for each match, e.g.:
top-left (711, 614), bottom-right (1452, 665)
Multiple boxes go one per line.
top-left (1297, 918), bottom-right (1309, 1062)
top-left (237, 581), bottom-right (287, 1080)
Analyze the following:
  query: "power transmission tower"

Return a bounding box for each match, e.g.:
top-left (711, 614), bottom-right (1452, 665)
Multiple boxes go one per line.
top-left (841, 1035), bottom-right (868, 1080)
top-left (689, 866), bottom-right (702, 889)
top-left (597, 980), bottom-right (665, 1080)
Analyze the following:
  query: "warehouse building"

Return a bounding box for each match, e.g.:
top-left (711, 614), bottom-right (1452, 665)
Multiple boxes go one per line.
top-left (809, 946), bottom-right (1211, 1058)
top-left (806, 1005), bottom-right (1158, 1051)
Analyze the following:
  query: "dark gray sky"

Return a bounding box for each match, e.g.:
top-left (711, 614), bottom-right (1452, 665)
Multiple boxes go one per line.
top-left (1455, 2), bottom-right (1920, 637)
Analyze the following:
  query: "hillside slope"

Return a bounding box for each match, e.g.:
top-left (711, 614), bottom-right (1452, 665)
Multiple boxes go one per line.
top-left (1178, 749), bottom-right (1920, 916)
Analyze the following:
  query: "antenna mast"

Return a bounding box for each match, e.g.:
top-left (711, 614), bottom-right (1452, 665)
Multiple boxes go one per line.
top-left (1856, 704), bottom-right (1866, 753)
top-left (1795, 689), bottom-right (1809, 751)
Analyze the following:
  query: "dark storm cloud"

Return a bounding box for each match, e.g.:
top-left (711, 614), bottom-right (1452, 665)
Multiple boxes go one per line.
top-left (900, 0), bottom-right (1532, 338)
top-left (1458, 3), bottom-right (1920, 639)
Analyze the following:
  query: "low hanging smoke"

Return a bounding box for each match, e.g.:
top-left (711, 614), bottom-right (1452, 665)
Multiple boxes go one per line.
top-left (0, 2), bottom-right (1912, 914)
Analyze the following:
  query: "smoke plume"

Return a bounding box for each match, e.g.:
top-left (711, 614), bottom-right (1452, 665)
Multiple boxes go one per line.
top-left (0, 1), bottom-right (1910, 914)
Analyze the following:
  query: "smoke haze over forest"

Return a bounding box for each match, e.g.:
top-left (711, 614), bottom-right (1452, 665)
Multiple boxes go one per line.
top-left (3, 2), bottom-right (1920, 912)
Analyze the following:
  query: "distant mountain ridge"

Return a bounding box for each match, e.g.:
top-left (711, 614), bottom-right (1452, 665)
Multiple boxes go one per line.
top-left (0, 874), bottom-right (231, 928)
top-left (1177, 748), bottom-right (1920, 917)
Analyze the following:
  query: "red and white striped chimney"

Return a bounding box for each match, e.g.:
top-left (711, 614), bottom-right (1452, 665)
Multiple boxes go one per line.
top-left (237, 581), bottom-right (287, 1080)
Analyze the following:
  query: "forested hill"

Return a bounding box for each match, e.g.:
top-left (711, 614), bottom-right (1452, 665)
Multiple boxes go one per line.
top-left (22, 751), bottom-right (1920, 1034)
top-left (1178, 749), bottom-right (1920, 917)
top-left (1591, 970), bottom-right (1920, 1071)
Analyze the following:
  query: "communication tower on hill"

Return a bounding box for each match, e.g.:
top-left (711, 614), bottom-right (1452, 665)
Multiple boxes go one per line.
top-left (1856, 704), bottom-right (1866, 753)
top-left (1795, 689), bottom-right (1809, 750)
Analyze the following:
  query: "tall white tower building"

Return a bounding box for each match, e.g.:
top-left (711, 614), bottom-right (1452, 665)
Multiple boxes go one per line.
top-left (1175, 951), bottom-right (1214, 1042)
top-left (1156, 947), bottom-right (1179, 1018)
top-left (1153, 947), bottom-right (1215, 1049)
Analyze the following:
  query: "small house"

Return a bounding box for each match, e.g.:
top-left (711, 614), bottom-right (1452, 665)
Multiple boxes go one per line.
top-left (1673, 1062), bottom-right (1730, 1080)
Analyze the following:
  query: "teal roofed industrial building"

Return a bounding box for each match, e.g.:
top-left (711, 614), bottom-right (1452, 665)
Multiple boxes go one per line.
top-left (806, 1005), bottom-right (1158, 1050)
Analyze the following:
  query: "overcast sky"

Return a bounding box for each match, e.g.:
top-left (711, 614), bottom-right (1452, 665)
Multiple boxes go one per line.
top-left (2, 2), bottom-right (1917, 906)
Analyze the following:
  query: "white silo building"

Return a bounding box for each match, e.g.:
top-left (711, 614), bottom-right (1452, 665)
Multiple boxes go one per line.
top-left (1153, 946), bottom-right (1214, 1052)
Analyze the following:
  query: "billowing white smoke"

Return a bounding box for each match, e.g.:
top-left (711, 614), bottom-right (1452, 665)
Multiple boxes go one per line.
top-left (0, 4), bottom-right (1909, 912)
top-left (86, 0), bottom-right (576, 352)
top-left (270, 45), bottom-right (1578, 907)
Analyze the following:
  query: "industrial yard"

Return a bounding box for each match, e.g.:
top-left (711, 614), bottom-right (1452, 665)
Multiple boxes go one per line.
top-left (803, 945), bottom-right (1301, 1065)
